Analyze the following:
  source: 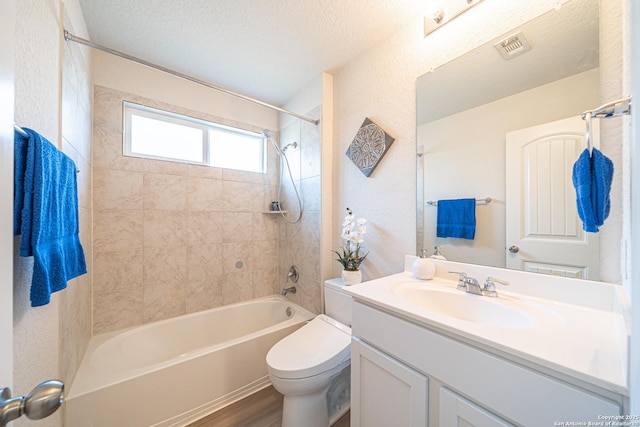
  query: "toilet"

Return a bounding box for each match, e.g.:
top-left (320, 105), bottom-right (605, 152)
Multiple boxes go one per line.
top-left (267, 279), bottom-right (352, 427)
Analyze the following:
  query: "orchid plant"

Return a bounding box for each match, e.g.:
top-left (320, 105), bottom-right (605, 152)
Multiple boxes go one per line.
top-left (333, 208), bottom-right (368, 271)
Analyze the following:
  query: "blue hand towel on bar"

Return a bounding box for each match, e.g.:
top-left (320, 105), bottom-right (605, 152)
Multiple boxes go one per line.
top-left (14, 130), bottom-right (29, 236)
top-left (16, 128), bottom-right (87, 307)
top-left (436, 198), bottom-right (476, 240)
top-left (572, 148), bottom-right (614, 233)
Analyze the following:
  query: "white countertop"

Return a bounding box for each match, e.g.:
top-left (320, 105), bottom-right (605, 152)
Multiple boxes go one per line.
top-left (343, 258), bottom-right (630, 396)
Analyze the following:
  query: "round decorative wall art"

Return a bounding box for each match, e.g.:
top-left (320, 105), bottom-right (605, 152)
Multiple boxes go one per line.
top-left (346, 118), bottom-right (395, 177)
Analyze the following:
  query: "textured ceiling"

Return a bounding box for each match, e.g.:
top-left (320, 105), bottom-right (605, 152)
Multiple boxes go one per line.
top-left (77, 0), bottom-right (426, 105)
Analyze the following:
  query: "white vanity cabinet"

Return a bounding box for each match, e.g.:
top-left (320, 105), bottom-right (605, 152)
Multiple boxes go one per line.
top-left (351, 338), bottom-right (428, 426)
top-left (350, 300), bottom-right (623, 427)
top-left (440, 388), bottom-right (513, 427)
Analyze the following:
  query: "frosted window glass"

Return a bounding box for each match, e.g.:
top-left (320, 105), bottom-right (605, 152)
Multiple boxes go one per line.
top-left (130, 115), bottom-right (204, 163)
top-left (209, 129), bottom-right (265, 173)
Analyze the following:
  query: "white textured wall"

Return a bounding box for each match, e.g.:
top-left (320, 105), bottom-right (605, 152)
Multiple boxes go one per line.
top-left (92, 50), bottom-right (278, 131)
top-left (13, 0), bottom-right (62, 424)
top-left (600, 0), bottom-right (631, 286)
top-left (333, 0), bottom-right (629, 281)
top-left (13, 1), bottom-right (92, 426)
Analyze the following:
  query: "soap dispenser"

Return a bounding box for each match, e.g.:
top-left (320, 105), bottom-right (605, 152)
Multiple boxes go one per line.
top-left (412, 249), bottom-right (436, 280)
top-left (430, 246), bottom-right (446, 260)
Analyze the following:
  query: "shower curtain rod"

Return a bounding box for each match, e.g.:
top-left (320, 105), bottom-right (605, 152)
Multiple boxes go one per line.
top-left (63, 30), bottom-right (319, 125)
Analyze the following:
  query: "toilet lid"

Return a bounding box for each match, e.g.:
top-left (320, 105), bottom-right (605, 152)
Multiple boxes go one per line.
top-left (267, 315), bottom-right (352, 379)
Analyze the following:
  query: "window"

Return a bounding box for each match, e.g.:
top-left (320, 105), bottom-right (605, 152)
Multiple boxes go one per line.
top-left (123, 102), bottom-right (266, 173)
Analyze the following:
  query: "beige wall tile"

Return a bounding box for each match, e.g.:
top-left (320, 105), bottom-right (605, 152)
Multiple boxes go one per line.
top-left (300, 210), bottom-right (320, 244)
top-left (187, 211), bottom-right (223, 246)
top-left (222, 212), bottom-right (254, 242)
top-left (222, 241), bottom-right (254, 274)
top-left (300, 176), bottom-right (321, 211)
top-left (92, 124), bottom-right (143, 172)
top-left (143, 173), bottom-right (187, 211)
top-left (222, 181), bottom-right (253, 212)
top-left (187, 244), bottom-right (224, 281)
top-left (93, 288), bottom-right (144, 334)
top-left (144, 210), bottom-right (187, 247)
top-left (93, 209), bottom-right (144, 252)
top-left (143, 282), bottom-right (186, 323)
top-left (222, 272), bottom-right (254, 305)
top-left (91, 86), bottom-right (323, 330)
top-left (144, 246), bottom-right (187, 285)
top-left (187, 176), bottom-right (223, 211)
top-left (187, 164), bottom-right (223, 180)
top-left (252, 240), bottom-right (277, 270)
top-left (186, 276), bottom-right (223, 313)
top-left (251, 183), bottom-right (267, 212)
top-left (94, 168), bottom-right (143, 210)
top-left (222, 168), bottom-right (263, 184)
top-left (143, 158), bottom-right (187, 176)
top-left (94, 249), bottom-right (144, 295)
top-left (252, 213), bottom-right (279, 241)
top-left (252, 268), bottom-right (277, 298)
top-left (292, 243), bottom-right (321, 281)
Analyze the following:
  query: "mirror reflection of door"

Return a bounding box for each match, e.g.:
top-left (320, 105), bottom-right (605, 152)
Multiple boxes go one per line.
top-left (506, 116), bottom-right (599, 280)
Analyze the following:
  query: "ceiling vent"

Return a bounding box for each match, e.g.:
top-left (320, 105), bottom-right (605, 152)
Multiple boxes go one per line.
top-left (494, 31), bottom-right (531, 60)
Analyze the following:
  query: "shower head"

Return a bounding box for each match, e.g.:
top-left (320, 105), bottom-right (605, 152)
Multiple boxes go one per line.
top-left (261, 129), bottom-right (272, 138)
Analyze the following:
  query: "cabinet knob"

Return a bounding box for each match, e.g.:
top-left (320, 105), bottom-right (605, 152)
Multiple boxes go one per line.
top-left (508, 245), bottom-right (519, 253)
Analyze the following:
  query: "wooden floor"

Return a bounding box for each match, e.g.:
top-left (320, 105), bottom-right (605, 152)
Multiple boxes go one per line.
top-left (186, 386), bottom-right (350, 427)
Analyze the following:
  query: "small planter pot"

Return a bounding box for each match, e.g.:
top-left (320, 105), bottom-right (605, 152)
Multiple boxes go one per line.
top-left (342, 269), bottom-right (362, 286)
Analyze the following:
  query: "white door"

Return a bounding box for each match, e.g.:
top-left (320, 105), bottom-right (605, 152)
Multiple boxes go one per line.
top-left (505, 116), bottom-right (599, 280)
top-left (0, 0), bottom-right (16, 391)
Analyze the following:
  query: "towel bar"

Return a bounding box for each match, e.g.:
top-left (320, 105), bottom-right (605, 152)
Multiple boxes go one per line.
top-left (14, 125), bottom-right (80, 173)
top-left (426, 197), bottom-right (492, 206)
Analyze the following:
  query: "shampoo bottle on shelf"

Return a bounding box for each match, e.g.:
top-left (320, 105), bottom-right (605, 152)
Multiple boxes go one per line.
top-left (412, 249), bottom-right (435, 280)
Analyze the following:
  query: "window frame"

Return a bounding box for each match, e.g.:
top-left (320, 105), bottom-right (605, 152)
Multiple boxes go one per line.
top-left (122, 101), bottom-right (267, 173)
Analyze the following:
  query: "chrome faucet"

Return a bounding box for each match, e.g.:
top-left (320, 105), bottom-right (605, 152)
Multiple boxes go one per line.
top-left (463, 277), bottom-right (483, 295)
top-left (482, 277), bottom-right (509, 297)
top-left (450, 272), bottom-right (508, 297)
top-left (281, 286), bottom-right (297, 296)
top-left (449, 271), bottom-right (468, 291)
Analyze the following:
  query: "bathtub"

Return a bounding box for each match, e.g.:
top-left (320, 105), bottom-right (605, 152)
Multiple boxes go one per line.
top-left (65, 295), bottom-right (314, 427)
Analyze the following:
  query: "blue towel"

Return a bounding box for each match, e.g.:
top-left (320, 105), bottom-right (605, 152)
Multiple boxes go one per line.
top-left (14, 130), bottom-right (30, 236)
top-left (16, 128), bottom-right (87, 307)
top-left (572, 148), bottom-right (614, 233)
top-left (436, 198), bottom-right (476, 240)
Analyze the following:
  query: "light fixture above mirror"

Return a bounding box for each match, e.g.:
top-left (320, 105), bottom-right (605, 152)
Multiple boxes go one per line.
top-left (424, 0), bottom-right (484, 37)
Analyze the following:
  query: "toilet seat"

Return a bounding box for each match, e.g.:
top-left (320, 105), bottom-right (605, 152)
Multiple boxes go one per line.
top-left (267, 314), bottom-right (351, 380)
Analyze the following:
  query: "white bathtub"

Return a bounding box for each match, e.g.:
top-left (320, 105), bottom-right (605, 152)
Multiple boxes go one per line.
top-left (65, 295), bottom-right (314, 427)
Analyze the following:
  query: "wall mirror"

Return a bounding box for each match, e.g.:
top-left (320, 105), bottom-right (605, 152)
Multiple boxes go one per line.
top-left (415, 0), bottom-right (624, 283)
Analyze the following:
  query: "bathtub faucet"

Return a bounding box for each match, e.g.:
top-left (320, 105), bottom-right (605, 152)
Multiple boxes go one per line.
top-left (281, 286), bottom-right (297, 296)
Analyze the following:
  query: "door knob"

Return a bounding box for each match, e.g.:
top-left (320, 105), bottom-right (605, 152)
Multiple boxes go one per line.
top-left (508, 245), bottom-right (520, 253)
top-left (0, 380), bottom-right (64, 426)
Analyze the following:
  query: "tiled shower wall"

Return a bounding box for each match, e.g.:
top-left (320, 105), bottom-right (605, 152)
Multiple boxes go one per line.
top-left (278, 107), bottom-right (323, 314)
top-left (92, 86), bottom-right (280, 334)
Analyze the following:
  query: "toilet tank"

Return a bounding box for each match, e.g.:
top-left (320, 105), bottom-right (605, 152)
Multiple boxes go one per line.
top-left (324, 279), bottom-right (352, 327)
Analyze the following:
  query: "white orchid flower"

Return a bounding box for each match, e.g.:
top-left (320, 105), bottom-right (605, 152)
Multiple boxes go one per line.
top-left (356, 218), bottom-right (367, 225)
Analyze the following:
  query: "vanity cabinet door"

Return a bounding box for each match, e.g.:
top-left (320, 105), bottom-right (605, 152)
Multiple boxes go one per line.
top-left (351, 338), bottom-right (428, 427)
top-left (440, 388), bottom-right (514, 427)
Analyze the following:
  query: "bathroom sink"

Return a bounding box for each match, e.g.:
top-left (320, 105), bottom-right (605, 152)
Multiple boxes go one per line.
top-left (392, 286), bottom-right (535, 329)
